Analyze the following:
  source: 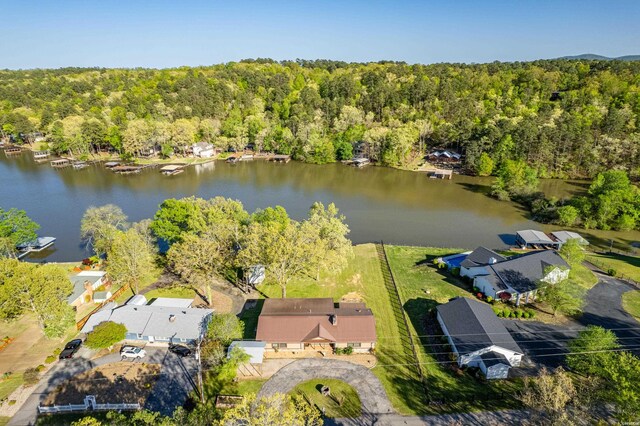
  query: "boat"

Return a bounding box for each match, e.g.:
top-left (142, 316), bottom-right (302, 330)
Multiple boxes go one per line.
top-left (160, 165), bottom-right (185, 176)
top-left (72, 161), bottom-right (88, 170)
top-left (51, 158), bottom-right (71, 168)
top-left (16, 236), bottom-right (56, 259)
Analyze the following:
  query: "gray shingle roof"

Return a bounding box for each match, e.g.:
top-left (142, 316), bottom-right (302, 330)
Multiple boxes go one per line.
top-left (488, 250), bottom-right (568, 293)
top-left (460, 247), bottom-right (507, 268)
top-left (437, 297), bottom-right (522, 355)
top-left (516, 230), bottom-right (555, 245)
top-left (480, 350), bottom-right (510, 367)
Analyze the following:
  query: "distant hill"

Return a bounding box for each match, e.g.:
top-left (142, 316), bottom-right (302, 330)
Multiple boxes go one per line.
top-left (559, 53), bottom-right (640, 61)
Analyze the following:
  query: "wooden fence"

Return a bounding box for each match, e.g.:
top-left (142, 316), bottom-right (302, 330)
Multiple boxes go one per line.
top-left (76, 283), bottom-right (131, 330)
top-left (586, 256), bottom-right (640, 290)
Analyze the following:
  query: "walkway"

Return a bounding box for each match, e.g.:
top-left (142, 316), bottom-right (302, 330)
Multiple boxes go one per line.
top-left (257, 359), bottom-right (394, 415)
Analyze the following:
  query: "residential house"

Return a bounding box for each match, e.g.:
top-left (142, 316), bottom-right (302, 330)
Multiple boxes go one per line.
top-left (192, 142), bottom-right (216, 158)
top-left (68, 271), bottom-right (108, 307)
top-left (436, 297), bottom-right (523, 379)
top-left (81, 298), bottom-right (213, 345)
top-left (459, 247), bottom-right (507, 279)
top-left (256, 298), bottom-right (376, 353)
top-left (472, 250), bottom-right (569, 305)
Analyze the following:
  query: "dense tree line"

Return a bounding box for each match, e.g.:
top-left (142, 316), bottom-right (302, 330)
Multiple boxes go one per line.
top-left (1, 59), bottom-right (639, 176)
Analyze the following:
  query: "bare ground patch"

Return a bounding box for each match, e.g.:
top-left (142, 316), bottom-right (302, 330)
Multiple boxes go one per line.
top-left (43, 363), bottom-right (160, 406)
top-left (341, 292), bottom-right (364, 303)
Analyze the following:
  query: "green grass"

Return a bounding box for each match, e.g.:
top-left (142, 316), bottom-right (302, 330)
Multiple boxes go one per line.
top-left (622, 290), bottom-right (640, 321)
top-left (230, 379), bottom-right (266, 396)
top-left (291, 379), bottom-right (362, 418)
top-left (0, 373), bottom-right (24, 401)
top-left (570, 263), bottom-right (599, 290)
top-left (0, 416), bottom-right (10, 426)
top-left (586, 252), bottom-right (640, 282)
top-left (144, 286), bottom-right (197, 300)
top-left (384, 245), bottom-right (523, 414)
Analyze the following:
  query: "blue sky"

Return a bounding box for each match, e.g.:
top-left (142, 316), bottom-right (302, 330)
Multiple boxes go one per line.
top-left (1, 0), bottom-right (638, 69)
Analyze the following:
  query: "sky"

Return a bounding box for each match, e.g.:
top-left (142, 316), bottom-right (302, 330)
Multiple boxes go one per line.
top-left (1, 0), bottom-right (639, 69)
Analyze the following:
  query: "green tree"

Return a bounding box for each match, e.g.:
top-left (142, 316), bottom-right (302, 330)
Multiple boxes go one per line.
top-left (107, 229), bottom-right (155, 294)
top-left (600, 351), bottom-right (640, 422)
top-left (216, 393), bottom-right (322, 426)
top-left (80, 204), bottom-right (128, 257)
top-left (566, 326), bottom-right (620, 375)
top-left (0, 259), bottom-right (74, 337)
top-left (85, 321), bottom-right (127, 349)
top-left (518, 367), bottom-right (576, 426)
top-left (151, 197), bottom-right (207, 244)
top-left (556, 205), bottom-right (579, 227)
top-left (558, 238), bottom-right (585, 267)
top-left (306, 202), bottom-right (352, 280)
top-left (475, 152), bottom-right (494, 176)
top-left (0, 208), bottom-right (39, 258)
top-left (207, 313), bottom-right (244, 345)
top-left (538, 278), bottom-right (585, 316)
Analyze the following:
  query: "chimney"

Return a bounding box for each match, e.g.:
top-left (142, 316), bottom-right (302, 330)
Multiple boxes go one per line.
top-left (169, 314), bottom-right (176, 322)
top-left (330, 315), bottom-right (337, 326)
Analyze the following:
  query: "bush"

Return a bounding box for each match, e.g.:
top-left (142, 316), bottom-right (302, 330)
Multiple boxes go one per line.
top-left (8, 400), bottom-right (16, 406)
top-left (343, 346), bottom-right (354, 355)
top-left (492, 307), bottom-right (502, 317)
top-left (473, 286), bottom-right (480, 293)
top-left (85, 321), bottom-right (127, 349)
top-left (509, 311), bottom-right (516, 318)
top-left (52, 347), bottom-right (61, 356)
top-left (44, 355), bottom-right (56, 364)
top-left (476, 292), bottom-right (484, 299)
top-left (526, 309), bottom-right (535, 318)
top-left (450, 267), bottom-right (460, 276)
top-left (23, 368), bottom-right (40, 386)
top-left (35, 364), bottom-right (45, 372)
top-left (607, 268), bottom-right (617, 277)
top-left (503, 308), bottom-right (512, 318)
top-left (486, 296), bottom-right (494, 304)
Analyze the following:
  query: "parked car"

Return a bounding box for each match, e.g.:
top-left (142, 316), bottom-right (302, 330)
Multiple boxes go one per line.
top-left (59, 339), bottom-right (83, 359)
top-left (120, 346), bottom-right (146, 360)
top-left (169, 344), bottom-right (192, 357)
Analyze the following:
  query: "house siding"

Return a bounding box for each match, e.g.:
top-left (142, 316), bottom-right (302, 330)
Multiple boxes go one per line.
top-left (461, 266), bottom-right (488, 279)
top-left (481, 362), bottom-right (510, 379)
top-left (473, 276), bottom-right (498, 299)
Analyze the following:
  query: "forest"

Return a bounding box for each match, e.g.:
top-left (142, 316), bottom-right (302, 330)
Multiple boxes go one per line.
top-left (1, 59), bottom-right (639, 177)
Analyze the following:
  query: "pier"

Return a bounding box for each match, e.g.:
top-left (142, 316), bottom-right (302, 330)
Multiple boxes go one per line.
top-left (51, 158), bottom-right (71, 168)
top-left (424, 168), bottom-right (453, 179)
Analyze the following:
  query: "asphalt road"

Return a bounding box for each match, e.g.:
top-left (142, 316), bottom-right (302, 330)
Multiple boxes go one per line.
top-left (503, 269), bottom-right (640, 369)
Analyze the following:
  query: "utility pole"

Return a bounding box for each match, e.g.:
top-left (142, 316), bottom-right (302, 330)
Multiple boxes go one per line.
top-left (196, 337), bottom-right (204, 403)
top-left (609, 239), bottom-right (614, 254)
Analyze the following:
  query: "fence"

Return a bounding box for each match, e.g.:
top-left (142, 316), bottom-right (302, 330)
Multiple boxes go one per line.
top-left (38, 395), bottom-right (140, 414)
top-left (76, 283), bottom-right (131, 330)
top-left (586, 256), bottom-right (640, 290)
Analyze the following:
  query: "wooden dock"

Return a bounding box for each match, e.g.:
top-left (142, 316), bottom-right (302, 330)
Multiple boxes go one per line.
top-left (4, 147), bottom-right (22, 155)
top-left (425, 168), bottom-right (453, 179)
top-left (348, 157), bottom-right (370, 168)
top-left (160, 164), bottom-right (185, 176)
top-left (270, 154), bottom-right (291, 163)
top-left (51, 158), bottom-right (71, 168)
top-left (111, 165), bottom-right (145, 174)
top-left (33, 150), bottom-right (50, 160)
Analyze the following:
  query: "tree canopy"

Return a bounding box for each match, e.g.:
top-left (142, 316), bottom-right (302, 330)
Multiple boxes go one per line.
top-left (0, 208), bottom-right (39, 258)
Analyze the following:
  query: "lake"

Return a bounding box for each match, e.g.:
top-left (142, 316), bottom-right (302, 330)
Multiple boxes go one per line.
top-left (0, 152), bottom-right (636, 262)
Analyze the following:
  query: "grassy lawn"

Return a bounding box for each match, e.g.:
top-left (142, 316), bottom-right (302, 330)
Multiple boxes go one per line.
top-left (224, 379), bottom-right (266, 396)
top-left (113, 265), bottom-right (164, 305)
top-left (622, 290), bottom-right (640, 321)
top-left (586, 252), bottom-right (640, 282)
top-left (0, 416), bottom-right (9, 426)
top-left (570, 263), bottom-right (599, 290)
top-left (0, 373), bottom-right (24, 401)
top-left (384, 245), bottom-right (523, 414)
top-left (291, 379), bottom-right (362, 418)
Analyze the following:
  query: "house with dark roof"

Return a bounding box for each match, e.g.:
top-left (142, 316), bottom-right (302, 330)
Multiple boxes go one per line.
top-left (436, 297), bottom-right (523, 379)
top-left (473, 250), bottom-right (569, 305)
top-left (460, 247), bottom-right (507, 279)
top-left (256, 298), bottom-right (376, 353)
top-left (67, 271), bottom-right (108, 307)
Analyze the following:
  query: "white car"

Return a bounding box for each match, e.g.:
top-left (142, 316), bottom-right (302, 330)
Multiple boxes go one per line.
top-left (120, 346), bottom-right (146, 360)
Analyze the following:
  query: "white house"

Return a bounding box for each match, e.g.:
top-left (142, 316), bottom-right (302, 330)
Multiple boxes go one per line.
top-left (473, 250), bottom-right (569, 306)
top-left (436, 297), bottom-right (523, 379)
top-left (192, 142), bottom-right (215, 158)
top-left (459, 247), bottom-right (507, 279)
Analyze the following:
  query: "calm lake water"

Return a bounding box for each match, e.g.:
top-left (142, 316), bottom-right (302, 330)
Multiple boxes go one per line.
top-left (0, 152), bottom-right (636, 262)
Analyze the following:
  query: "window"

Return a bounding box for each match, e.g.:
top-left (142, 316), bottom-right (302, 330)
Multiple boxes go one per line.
top-left (272, 343), bottom-right (287, 349)
top-left (136, 333), bottom-right (143, 339)
top-left (347, 342), bottom-right (361, 348)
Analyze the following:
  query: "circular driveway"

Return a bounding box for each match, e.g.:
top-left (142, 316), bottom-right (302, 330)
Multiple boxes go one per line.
top-left (257, 358), bottom-right (394, 414)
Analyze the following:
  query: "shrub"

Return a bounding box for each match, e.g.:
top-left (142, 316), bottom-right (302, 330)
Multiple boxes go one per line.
top-left (35, 364), bottom-right (45, 372)
top-left (503, 308), bottom-right (512, 318)
top-left (607, 268), bottom-right (617, 277)
top-left (8, 400), bottom-right (16, 406)
top-left (450, 267), bottom-right (460, 276)
top-left (85, 321), bottom-right (127, 349)
top-left (486, 296), bottom-right (494, 304)
top-left (343, 346), bottom-right (354, 355)
top-left (44, 355), bottom-right (56, 364)
top-left (526, 309), bottom-right (536, 318)
top-left (476, 292), bottom-right (484, 299)
top-left (23, 368), bottom-right (40, 386)
top-left (52, 347), bottom-right (61, 356)
top-left (492, 307), bottom-right (502, 317)
top-left (473, 286), bottom-right (480, 293)
top-left (509, 311), bottom-right (516, 318)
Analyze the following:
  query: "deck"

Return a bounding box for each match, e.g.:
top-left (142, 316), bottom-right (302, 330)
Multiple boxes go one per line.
top-left (51, 159), bottom-right (71, 168)
top-left (424, 168), bottom-right (453, 179)
top-left (160, 164), bottom-right (185, 176)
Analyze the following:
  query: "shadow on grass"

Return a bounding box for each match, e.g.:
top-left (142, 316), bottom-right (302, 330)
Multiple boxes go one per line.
top-left (239, 299), bottom-right (264, 340)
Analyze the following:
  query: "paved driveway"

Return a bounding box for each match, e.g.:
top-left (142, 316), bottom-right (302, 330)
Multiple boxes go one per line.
top-left (8, 346), bottom-right (195, 426)
top-left (144, 351), bottom-right (197, 416)
top-left (503, 269), bottom-right (640, 369)
top-left (257, 358), bottom-right (394, 415)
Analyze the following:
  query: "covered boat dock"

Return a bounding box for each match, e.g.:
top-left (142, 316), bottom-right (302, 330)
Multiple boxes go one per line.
top-left (515, 230), bottom-right (561, 250)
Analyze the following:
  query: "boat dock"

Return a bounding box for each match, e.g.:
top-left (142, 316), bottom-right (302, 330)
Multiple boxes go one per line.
top-left (33, 150), bottom-right (51, 161)
top-left (17, 237), bottom-right (56, 259)
top-left (348, 157), bottom-right (370, 168)
top-left (51, 158), bottom-right (71, 168)
top-left (111, 164), bottom-right (146, 175)
top-left (72, 161), bottom-right (88, 170)
top-left (104, 161), bottom-right (120, 168)
top-left (424, 168), bottom-right (453, 179)
top-left (160, 164), bottom-right (185, 176)
top-left (4, 147), bottom-right (22, 155)
top-left (270, 154), bottom-right (291, 163)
